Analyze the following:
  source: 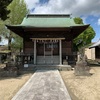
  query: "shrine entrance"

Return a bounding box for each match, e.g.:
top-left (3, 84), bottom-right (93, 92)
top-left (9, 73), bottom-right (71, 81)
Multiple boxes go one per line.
top-left (37, 40), bottom-right (59, 65)
top-left (31, 38), bottom-right (64, 65)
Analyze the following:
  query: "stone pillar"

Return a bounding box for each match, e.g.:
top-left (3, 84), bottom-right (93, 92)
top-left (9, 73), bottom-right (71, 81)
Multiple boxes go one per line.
top-left (34, 40), bottom-right (36, 64)
top-left (59, 40), bottom-right (62, 65)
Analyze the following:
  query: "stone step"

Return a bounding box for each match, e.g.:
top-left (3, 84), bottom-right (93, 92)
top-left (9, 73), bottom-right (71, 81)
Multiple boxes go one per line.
top-left (37, 56), bottom-right (59, 64)
top-left (22, 64), bottom-right (71, 71)
top-left (59, 65), bottom-right (71, 71)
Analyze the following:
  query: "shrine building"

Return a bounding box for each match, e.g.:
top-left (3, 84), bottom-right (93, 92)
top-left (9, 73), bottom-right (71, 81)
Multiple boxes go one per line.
top-left (6, 14), bottom-right (89, 66)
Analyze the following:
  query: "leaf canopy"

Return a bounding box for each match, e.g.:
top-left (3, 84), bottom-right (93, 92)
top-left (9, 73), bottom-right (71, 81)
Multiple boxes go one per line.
top-left (73, 17), bottom-right (95, 50)
top-left (0, 0), bottom-right (13, 20)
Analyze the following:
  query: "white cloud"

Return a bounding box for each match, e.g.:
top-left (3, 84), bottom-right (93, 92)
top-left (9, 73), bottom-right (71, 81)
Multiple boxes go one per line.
top-left (98, 19), bottom-right (100, 25)
top-left (25, 0), bottom-right (100, 17)
top-left (25, 0), bottom-right (39, 9)
top-left (81, 16), bottom-right (87, 24)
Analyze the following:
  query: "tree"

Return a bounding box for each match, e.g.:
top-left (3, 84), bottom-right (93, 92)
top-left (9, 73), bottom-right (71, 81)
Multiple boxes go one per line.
top-left (0, 20), bottom-right (6, 41)
top-left (6, 0), bottom-right (28, 51)
top-left (0, 0), bottom-right (12, 42)
top-left (11, 35), bottom-right (23, 52)
top-left (73, 17), bottom-right (95, 50)
top-left (0, 0), bottom-right (13, 20)
top-left (73, 17), bottom-right (93, 76)
top-left (74, 17), bottom-right (84, 24)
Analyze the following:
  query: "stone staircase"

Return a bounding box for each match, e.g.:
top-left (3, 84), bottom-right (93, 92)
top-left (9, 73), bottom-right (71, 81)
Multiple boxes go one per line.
top-left (21, 56), bottom-right (71, 71)
top-left (37, 56), bottom-right (59, 65)
top-left (22, 64), bottom-right (71, 71)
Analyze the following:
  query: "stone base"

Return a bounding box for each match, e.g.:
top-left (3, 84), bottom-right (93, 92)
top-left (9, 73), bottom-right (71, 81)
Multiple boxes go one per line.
top-left (59, 65), bottom-right (71, 71)
top-left (74, 61), bottom-right (90, 76)
top-left (0, 70), bottom-right (17, 77)
top-left (63, 60), bottom-right (68, 65)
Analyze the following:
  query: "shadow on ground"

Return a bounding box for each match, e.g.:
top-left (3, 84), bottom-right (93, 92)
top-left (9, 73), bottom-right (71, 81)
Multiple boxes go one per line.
top-left (0, 67), bottom-right (35, 80)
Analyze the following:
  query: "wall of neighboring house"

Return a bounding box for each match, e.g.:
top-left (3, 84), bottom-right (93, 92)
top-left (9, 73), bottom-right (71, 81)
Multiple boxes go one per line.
top-left (85, 48), bottom-right (95, 60)
top-left (95, 47), bottom-right (100, 59)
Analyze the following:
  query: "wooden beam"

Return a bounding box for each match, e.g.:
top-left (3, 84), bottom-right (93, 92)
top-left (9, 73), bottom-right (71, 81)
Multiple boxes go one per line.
top-left (23, 27), bottom-right (70, 32)
top-left (30, 38), bottom-right (65, 41)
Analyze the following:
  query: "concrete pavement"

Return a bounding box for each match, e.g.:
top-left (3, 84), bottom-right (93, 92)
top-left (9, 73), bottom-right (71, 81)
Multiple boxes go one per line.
top-left (12, 69), bottom-right (71, 100)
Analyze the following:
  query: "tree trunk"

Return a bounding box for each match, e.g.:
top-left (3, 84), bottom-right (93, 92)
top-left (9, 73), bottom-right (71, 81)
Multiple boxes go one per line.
top-left (8, 32), bottom-right (12, 55)
top-left (8, 37), bottom-right (11, 50)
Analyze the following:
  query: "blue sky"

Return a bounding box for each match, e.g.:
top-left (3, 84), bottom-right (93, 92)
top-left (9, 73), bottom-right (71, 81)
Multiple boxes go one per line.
top-left (25, 0), bottom-right (100, 42)
top-left (84, 16), bottom-right (100, 42)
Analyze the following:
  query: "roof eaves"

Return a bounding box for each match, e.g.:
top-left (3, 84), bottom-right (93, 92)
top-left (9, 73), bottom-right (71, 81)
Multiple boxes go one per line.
top-left (26, 14), bottom-right (71, 18)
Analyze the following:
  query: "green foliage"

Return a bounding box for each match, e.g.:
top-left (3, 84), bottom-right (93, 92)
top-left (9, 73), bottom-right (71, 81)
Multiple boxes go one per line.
top-left (7, 0), bottom-right (28, 24)
top-left (0, 0), bottom-right (28, 45)
top-left (0, 20), bottom-right (5, 34)
top-left (0, 0), bottom-right (28, 52)
top-left (0, 0), bottom-right (12, 20)
top-left (11, 35), bottom-right (23, 51)
top-left (6, 0), bottom-right (28, 51)
top-left (74, 17), bottom-right (83, 24)
top-left (0, 20), bottom-right (8, 42)
top-left (73, 17), bottom-right (95, 51)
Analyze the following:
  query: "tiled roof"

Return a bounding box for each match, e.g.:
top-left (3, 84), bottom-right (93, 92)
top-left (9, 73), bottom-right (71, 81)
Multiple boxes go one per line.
top-left (89, 39), bottom-right (100, 48)
top-left (19, 14), bottom-right (83, 27)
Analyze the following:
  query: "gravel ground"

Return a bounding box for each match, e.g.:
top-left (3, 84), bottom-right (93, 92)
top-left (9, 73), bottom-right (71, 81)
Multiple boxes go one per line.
top-left (0, 64), bottom-right (33, 100)
top-left (0, 64), bottom-right (100, 100)
top-left (60, 66), bottom-right (100, 100)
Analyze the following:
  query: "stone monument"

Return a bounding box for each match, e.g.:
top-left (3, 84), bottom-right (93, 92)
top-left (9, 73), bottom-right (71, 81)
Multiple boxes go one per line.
top-left (74, 48), bottom-right (90, 76)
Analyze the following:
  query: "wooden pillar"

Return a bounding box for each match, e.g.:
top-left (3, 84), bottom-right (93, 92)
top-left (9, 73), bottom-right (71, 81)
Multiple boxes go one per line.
top-left (44, 42), bottom-right (45, 63)
top-left (0, 55), bottom-right (2, 63)
top-left (34, 40), bottom-right (36, 64)
top-left (59, 40), bottom-right (62, 65)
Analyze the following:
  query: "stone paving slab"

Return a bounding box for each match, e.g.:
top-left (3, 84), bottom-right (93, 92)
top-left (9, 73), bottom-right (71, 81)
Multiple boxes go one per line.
top-left (12, 69), bottom-right (71, 100)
